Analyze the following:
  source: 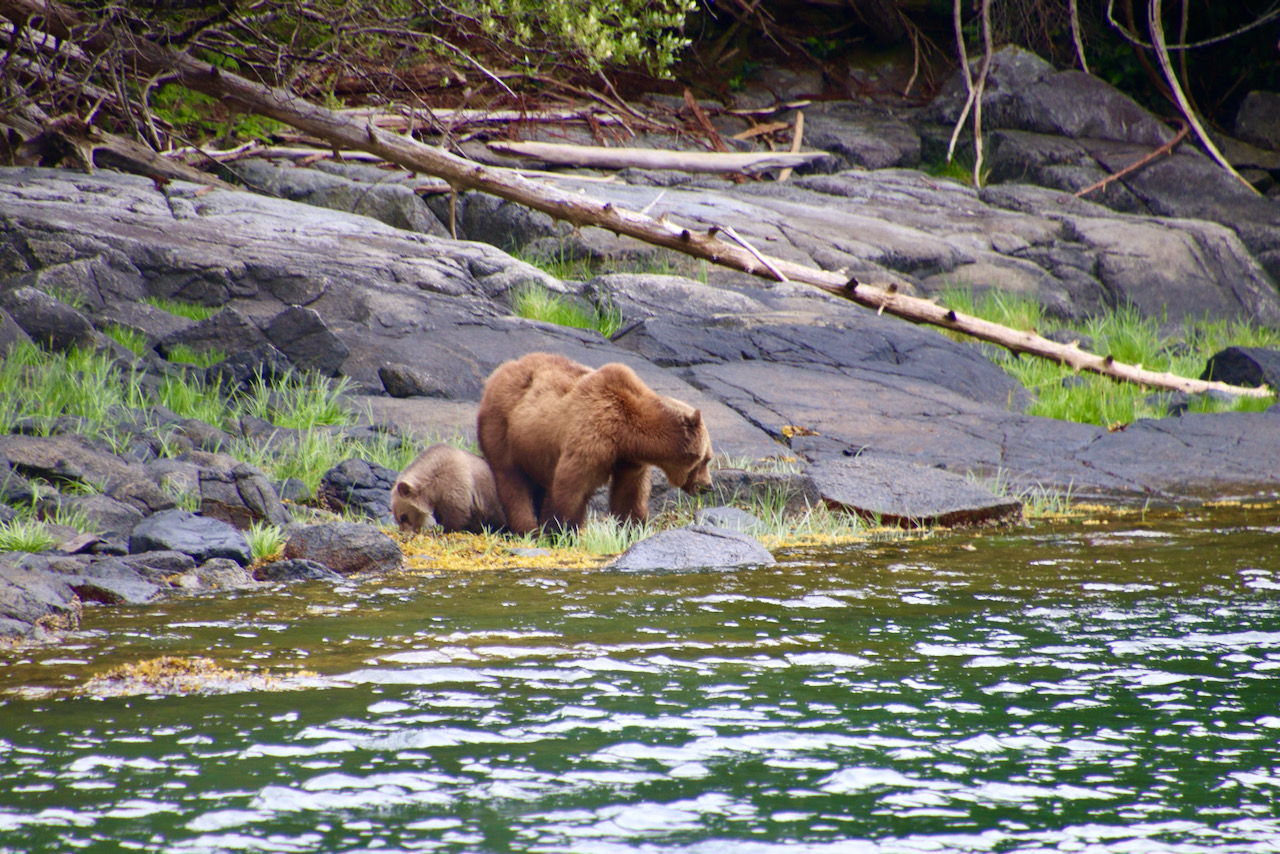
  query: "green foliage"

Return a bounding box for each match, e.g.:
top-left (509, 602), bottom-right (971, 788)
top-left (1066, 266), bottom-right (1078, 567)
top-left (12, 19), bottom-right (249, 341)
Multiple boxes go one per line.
top-left (0, 341), bottom-right (149, 436)
top-left (246, 521), bottom-right (287, 562)
top-left (102, 325), bottom-right (151, 356)
top-left (141, 296), bottom-right (219, 322)
top-left (0, 516), bottom-right (58, 554)
top-left (465, 0), bottom-right (696, 76)
top-left (165, 344), bottom-right (226, 369)
top-left (509, 282), bottom-right (623, 338)
top-left (937, 286), bottom-right (1280, 427)
top-left (242, 373), bottom-right (355, 430)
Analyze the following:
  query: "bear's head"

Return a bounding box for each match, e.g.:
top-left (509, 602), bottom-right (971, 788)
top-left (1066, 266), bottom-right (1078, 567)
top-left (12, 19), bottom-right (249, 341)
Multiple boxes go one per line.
top-left (661, 408), bottom-right (714, 495)
top-left (390, 480), bottom-right (435, 533)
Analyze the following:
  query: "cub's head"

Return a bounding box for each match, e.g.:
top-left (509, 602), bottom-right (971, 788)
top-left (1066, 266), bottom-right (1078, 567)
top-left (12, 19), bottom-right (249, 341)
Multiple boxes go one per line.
top-left (390, 479), bottom-right (435, 533)
top-left (663, 407), bottom-right (713, 495)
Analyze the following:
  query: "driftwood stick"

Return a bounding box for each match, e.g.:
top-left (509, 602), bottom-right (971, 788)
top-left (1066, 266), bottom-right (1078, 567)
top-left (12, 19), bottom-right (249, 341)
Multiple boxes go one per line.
top-left (1, 0), bottom-right (1269, 400)
top-left (1075, 121), bottom-right (1190, 198)
top-left (487, 140), bottom-right (828, 174)
top-left (776, 110), bottom-right (804, 183)
top-left (711, 225), bottom-right (788, 282)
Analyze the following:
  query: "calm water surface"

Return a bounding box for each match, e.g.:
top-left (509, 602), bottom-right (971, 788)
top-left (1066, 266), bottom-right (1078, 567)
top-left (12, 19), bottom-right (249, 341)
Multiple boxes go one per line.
top-left (1, 505), bottom-right (1279, 853)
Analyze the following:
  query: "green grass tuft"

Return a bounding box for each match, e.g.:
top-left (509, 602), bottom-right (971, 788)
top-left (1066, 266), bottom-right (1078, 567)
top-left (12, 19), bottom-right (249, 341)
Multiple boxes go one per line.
top-left (166, 344), bottom-right (226, 368)
top-left (246, 520), bottom-right (287, 562)
top-left (509, 282), bottom-right (623, 338)
top-left (0, 517), bottom-right (59, 553)
top-left (102, 325), bottom-right (151, 356)
top-left (936, 286), bottom-right (1280, 427)
top-left (141, 296), bottom-right (220, 322)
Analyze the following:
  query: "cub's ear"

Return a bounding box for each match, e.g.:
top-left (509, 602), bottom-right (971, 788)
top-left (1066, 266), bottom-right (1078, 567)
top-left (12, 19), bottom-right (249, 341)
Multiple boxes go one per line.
top-left (395, 481), bottom-right (414, 496)
top-left (686, 409), bottom-right (703, 427)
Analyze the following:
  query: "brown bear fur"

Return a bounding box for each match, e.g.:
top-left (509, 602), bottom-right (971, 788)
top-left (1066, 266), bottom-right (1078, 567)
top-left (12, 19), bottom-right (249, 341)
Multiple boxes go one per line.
top-left (477, 352), bottom-right (714, 534)
top-left (389, 444), bottom-right (506, 534)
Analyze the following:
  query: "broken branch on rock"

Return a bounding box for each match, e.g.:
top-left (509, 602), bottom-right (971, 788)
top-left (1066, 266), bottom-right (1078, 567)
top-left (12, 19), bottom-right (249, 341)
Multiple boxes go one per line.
top-left (487, 140), bottom-right (828, 174)
top-left (0, 0), bottom-right (1269, 401)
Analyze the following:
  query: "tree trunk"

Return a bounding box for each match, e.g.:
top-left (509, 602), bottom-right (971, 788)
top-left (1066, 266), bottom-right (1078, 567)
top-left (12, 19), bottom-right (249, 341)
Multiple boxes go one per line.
top-left (0, 0), bottom-right (1270, 400)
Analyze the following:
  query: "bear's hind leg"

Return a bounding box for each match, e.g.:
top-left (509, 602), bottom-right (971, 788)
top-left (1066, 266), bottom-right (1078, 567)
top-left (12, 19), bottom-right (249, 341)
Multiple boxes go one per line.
top-left (609, 462), bottom-right (651, 525)
top-left (542, 457), bottom-right (601, 533)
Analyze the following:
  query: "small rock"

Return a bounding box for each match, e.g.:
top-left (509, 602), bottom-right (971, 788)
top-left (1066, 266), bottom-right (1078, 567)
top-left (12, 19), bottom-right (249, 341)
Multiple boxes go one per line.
top-left (379, 362), bottom-right (454, 398)
top-left (254, 558), bottom-right (343, 582)
top-left (694, 506), bottom-right (765, 533)
top-left (282, 522), bottom-right (403, 575)
top-left (195, 558), bottom-right (260, 589)
top-left (199, 463), bottom-right (292, 529)
top-left (1200, 346), bottom-right (1280, 391)
top-left (317, 458), bottom-right (398, 522)
top-left (0, 553), bottom-right (82, 638)
top-left (44, 556), bottom-right (161, 605)
top-left (129, 509), bottom-right (253, 566)
top-left (610, 525), bottom-right (775, 571)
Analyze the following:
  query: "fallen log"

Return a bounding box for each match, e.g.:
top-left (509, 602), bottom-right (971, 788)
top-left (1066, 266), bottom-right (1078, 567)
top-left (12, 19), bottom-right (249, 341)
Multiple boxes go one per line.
top-left (0, 0), bottom-right (1270, 400)
top-left (487, 140), bottom-right (828, 174)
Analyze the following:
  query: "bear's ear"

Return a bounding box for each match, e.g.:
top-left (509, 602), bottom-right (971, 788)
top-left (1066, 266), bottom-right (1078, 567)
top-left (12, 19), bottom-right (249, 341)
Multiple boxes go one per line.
top-left (686, 409), bottom-right (703, 428)
top-left (395, 481), bottom-right (414, 497)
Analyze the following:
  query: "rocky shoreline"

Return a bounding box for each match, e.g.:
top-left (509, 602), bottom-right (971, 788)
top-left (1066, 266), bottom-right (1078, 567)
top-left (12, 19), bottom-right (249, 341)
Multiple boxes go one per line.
top-left (2, 46), bottom-right (1279, 642)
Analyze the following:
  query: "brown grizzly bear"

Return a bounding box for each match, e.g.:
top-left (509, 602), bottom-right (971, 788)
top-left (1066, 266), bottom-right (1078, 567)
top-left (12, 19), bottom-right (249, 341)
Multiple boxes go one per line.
top-left (389, 444), bottom-right (507, 534)
top-left (477, 352), bottom-right (714, 534)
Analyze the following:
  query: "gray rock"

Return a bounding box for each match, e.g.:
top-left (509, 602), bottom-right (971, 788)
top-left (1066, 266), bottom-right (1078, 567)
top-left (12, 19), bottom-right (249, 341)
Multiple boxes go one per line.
top-left (610, 525), bottom-right (776, 570)
top-left (254, 558), bottom-right (344, 582)
top-left (0, 286), bottom-right (96, 352)
top-left (42, 555), bottom-right (161, 605)
top-left (199, 463), bottom-right (292, 529)
top-left (800, 103), bottom-right (921, 171)
top-left (282, 522), bottom-right (403, 575)
top-left (52, 494), bottom-right (144, 539)
top-left (120, 549), bottom-right (197, 583)
top-left (694, 506), bottom-right (765, 533)
top-left (129, 509), bottom-right (253, 565)
top-left (1236, 91), bottom-right (1280, 151)
top-left (806, 456), bottom-right (1024, 528)
top-left (158, 306), bottom-right (267, 361)
top-left (176, 418), bottom-right (236, 453)
top-left (193, 557), bottom-right (260, 590)
top-left (378, 362), bottom-right (457, 398)
top-left (0, 307), bottom-right (33, 355)
top-left (205, 342), bottom-right (295, 391)
top-left (0, 553), bottom-right (81, 638)
top-left (106, 475), bottom-right (177, 516)
top-left (264, 306), bottom-right (349, 377)
top-left (0, 433), bottom-right (142, 491)
top-left (93, 300), bottom-right (193, 346)
top-left (318, 458), bottom-right (398, 522)
top-left (1200, 347), bottom-right (1280, 391)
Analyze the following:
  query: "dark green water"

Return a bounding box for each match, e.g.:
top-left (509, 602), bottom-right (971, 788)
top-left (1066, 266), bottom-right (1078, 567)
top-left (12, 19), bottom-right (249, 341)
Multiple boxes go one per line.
top-left (2, 505), bottom-right (1279, 853)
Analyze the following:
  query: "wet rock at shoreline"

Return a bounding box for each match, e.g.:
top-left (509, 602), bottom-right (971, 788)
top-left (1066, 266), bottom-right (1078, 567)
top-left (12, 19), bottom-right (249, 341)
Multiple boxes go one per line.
top-left (130, 509), bottom-right (253, 566)
top-left (282, 522), bottom-right (403, 576)
top-left (611, 525), bottom-right (776, 571)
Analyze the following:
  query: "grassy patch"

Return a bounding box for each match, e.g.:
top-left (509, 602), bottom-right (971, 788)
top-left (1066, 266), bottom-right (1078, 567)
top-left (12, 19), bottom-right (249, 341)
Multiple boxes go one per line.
top-left (937, 286), bottom-right (1280, 427)
top-left (165, 344), bottom-right (226, 368)
top-left (141, 296), bottom-right (220, 322)
top-left (0, 516), bottom-right (59, 553)
top-left (246, 521), bottom-right (287, 562)
top-left (102, 325), bottom-right (151, 356)
top-left (509, 281), bottom-right (623, 338)
top-left (242, 373), bottom-right (354, 430)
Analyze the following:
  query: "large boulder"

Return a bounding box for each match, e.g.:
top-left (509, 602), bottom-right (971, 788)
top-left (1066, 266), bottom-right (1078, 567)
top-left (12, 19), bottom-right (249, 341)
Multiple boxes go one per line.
top-left (806, 455), bottom-right (1024, 528)
top-left (129, 509), bottom-right (253, 566)
top-left (0, 286), bottom-right (96, 352)
top-left (282, 523), bottom-right (403, 575)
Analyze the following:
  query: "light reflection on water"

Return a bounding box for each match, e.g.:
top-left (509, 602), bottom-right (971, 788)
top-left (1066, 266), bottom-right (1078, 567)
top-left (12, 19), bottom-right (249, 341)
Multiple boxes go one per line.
top-left (0, 506), bottom-right (1278, 853)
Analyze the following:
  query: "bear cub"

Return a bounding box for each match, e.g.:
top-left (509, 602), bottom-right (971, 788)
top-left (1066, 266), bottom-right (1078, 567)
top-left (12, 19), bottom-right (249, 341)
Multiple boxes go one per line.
top-left (477, 352), bottom-right (714, 535)
top-left (390, 444), bottom-right (506, 534)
